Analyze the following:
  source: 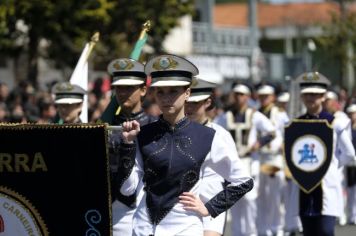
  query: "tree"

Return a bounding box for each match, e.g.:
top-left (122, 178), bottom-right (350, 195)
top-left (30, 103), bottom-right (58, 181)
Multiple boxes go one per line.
top-left (0, 0), bottom-right (195, 86)
top-left (317, 0), bottom-right (356, 91)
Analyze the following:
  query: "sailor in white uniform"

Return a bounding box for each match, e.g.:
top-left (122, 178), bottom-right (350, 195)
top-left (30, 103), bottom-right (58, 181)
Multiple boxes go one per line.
top-left (185, 77), bottom-right (229, 236)
top-left (323, 90), bottom-right (352, 225)
top-left (287, 72), bottom-right (356, 236)
top-left (276, 91), bottom-right (302, 234)
top-left (106, 58), bottom-right (157, 236)
top-left (216, 83), bottom-right (276, 236)
top-left (117, 54), bottom-right (254, 236)
top-left (345, 104), bottom-right (356, 225)
top-left (255, 84), bottom-right (289, 236)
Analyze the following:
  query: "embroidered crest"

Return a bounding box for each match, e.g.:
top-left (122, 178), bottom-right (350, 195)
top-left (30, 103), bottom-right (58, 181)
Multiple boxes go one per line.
top-left (302, 72), bottom-right (320, 81)
top-left (152, 56), bottom-right (178, 70)
top-left (55, 82), bottom-right (74, 92)
top-left (113, 59), bottom-right (134, 71)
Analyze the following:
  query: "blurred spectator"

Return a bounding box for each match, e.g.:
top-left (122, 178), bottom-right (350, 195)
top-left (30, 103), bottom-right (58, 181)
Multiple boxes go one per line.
top-left (0, 102), bottom-right (9, 122)
top-left (0, 81), bottom-right (10, 103)
top-left (37, 97), bottom-right (57, 124)
top-left (9, 104), bottom-right (27, 123)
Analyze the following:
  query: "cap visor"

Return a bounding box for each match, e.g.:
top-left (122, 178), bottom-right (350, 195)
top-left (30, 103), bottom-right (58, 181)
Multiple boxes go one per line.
top-left (233, 87), bottom-right (250, 95)
top-left (111, 79), bottom-right (144, 86)
top-left (300, 87), bottom-right (326, 94)
top-left (187, 94), bottom-right (210, 102)
top-left (150, 80), bottom-right (190, 87)
top-left (346, 105), bottom-right (356, 113)
top-left (55, 98), bottom-right (83, 104)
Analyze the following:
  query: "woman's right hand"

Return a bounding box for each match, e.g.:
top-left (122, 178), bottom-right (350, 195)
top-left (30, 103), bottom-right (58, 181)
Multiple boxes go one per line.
top-left (122, 120), bottom-right (140, 143)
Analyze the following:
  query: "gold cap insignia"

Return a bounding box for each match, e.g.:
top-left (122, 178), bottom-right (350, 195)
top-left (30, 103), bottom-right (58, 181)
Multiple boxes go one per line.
top-left (153, 56), bottom-right (178, 70)
top-left (113, 59), bottom-right (134, 71)
top-left (55, 82), bottom-right (74, 92)
top-left (303, 72), bottom-right (319, 81)
top-left (190, 77), bottom-right (198, 87)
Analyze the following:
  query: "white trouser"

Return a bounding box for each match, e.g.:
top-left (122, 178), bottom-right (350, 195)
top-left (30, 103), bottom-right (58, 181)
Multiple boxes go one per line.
top-left (283, 178), bottom-right (302, 232)
top-left (256, 170), bottom-right (285, 235)
top-left (230, 193), bottom-right (257, 236)
top-left (203, 212), bottom-right (226, 235)
top-left (347, 185), bottom-right (356, 224)
top-left (112, 200), bottom-right (135, 236)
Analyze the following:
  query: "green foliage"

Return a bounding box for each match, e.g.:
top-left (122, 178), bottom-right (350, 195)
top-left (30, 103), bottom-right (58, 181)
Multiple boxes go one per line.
top-left (216, 0), bottom-right (246, 3)
top-left (317, 11), bottom-right (356, 79)
top-left (0, 0), bottom-right (195, 83)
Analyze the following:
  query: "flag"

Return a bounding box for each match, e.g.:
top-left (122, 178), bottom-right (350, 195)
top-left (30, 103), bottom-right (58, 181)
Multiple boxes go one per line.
top-left (70, 32), bottom-right (99, 123)
top-left (99, 21), bottom-right (151, 124)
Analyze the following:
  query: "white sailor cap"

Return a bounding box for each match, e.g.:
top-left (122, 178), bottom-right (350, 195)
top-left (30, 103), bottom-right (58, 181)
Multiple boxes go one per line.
top-left (232, 84), bottom-right (251, 95)
top-left (346, 104), bottom-right (356, 113)
top-left (52, 82), bottom-right (86, 104)
top-left (296, 71), bottom-right (330, 94)
top-left (277, 92), bottom-right (290, 103)
top-left (187, 77), bottom-right (216, 102)
top-left (325, 91), bottom-right (338, 100)
top-left (257, 84), bottom-right (275, 95)
top-left (144, 54), bottom-right (198, 87)
top-left (107, 58), bottom-right (146, 86)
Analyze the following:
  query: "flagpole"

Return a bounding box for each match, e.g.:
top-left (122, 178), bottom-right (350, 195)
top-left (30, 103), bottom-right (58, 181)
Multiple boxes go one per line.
top-left (99, 21), bottom-right (151, 124)
top-left (85, 32), bottom-right (100, 62)
top-left (139, 21), bottom-right (151, 40)
top-left (129, 20), bottom-right (151, 60)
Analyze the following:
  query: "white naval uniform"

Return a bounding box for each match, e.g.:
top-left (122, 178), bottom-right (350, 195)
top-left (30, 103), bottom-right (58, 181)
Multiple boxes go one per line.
top-left (112, 182), bottom-right (144, 236)
top-left (200, 122), bottom-right (230, 235)
top-left (287, 117), bottom-right (356, 219)
top-left (256, 105), bottom-right (288, 235)
top-left (333, 111), bottom-right (352, 225)
top-left (217, 108), bottom-right (275, 236)
top-left (347, 124), bottom-right (356, 224)
top-left (120, 124), bottom-right (252, 236)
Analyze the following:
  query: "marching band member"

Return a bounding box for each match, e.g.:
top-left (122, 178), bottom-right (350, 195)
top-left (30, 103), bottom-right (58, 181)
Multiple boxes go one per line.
top-left (346, 104), bottom-right (356, 225)
top-left (106, 58), bottom-right (157, 236)
top-left (323, 89), bottom-right (352, 225)
top-left (276, 90), bottom-right (302, 234)
top-left (217, 83), bottom-right (275, 236)
top-left (256, 84), bottom-right (289, 236)
top-left (117, 54), bottom-right (253, 236)
top-left (287, 72), bottom-right (356, 236)
top-left (52, 82), bottom-right (86, 124)
top-left (185, 77), bottom-right (229, 236)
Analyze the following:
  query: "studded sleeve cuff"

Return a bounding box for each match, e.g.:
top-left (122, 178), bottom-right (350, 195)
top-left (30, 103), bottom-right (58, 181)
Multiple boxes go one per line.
top-left (116, 142), bottom-right (136, 187)
top-left (205, 178), bottom-right (254, 218)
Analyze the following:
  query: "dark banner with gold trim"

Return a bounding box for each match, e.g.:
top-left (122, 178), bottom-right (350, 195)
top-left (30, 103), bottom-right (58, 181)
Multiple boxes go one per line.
top-left (284, 120), bottom-right (333, 193)
top-left (0, 124), bottom-right (111, 236)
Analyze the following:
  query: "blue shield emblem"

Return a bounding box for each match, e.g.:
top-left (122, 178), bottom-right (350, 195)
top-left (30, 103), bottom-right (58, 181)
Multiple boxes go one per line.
top-left (284, 120), bottom-right (333, 193)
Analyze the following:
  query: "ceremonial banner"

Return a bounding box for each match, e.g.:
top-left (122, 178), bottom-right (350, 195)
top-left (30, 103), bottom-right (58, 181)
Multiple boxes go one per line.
top-left (0, 124), bottom-right (111, 236)
top-left (284, 120), bottom-right (333, 193)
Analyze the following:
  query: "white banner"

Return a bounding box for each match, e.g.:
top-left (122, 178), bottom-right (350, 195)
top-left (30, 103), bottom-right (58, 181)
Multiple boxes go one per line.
top-left (186, 55), bottom-right (250, 79)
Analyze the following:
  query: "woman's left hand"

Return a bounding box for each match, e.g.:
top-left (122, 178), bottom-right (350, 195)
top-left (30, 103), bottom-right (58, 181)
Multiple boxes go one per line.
top-left (179, 192), bottom-right (209, 217)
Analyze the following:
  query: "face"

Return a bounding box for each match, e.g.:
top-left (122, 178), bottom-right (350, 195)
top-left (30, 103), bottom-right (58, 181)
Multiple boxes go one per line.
top-left (56, 103), bottom-right (83, 123)
top-left (233, 93), bottom-right (249, 107)
top-left (258, 94), bottom-right (275, 107)
top-left (154, 86), bottom-right (190, 115)
top-left (349, 112), bottom-right (356, 123)
top-left (323, 99), bottom-right (337, 113)
top-left (185, 99), bottom-right (211, 123)
top-left (114, 85), bottom-right (146, 110)
top-left (301, 93), bottom-right (325, 112)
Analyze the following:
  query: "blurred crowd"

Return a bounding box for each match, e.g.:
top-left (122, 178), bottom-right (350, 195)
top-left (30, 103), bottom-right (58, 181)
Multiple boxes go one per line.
top-left (0, 77), bottom-right (355, 125)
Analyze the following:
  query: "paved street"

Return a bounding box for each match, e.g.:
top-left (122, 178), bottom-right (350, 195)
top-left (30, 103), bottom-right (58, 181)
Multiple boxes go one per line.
top-left (223, 214), bottom-right (356, 236)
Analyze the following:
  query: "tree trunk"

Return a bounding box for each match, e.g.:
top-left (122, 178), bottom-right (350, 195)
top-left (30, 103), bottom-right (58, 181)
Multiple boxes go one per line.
top-left (27, 28), bottom-right (39, 88)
